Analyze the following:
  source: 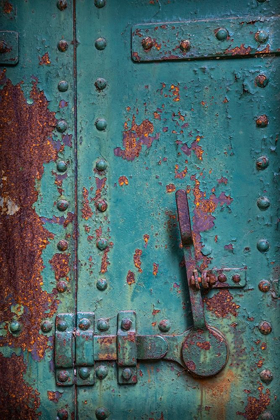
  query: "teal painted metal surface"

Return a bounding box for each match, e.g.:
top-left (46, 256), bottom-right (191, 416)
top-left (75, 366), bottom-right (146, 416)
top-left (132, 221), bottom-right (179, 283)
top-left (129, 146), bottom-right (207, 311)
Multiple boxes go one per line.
top-left (0, 0), bottom-right (280, 419)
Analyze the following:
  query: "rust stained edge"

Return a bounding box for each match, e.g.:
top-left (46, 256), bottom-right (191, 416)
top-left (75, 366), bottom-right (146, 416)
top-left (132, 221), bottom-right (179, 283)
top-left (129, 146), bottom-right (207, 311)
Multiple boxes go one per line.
top-left (0, 80), bottom-right (59, 358)
top-left (237, 384), bottom-right (270, 419)
top-left (0, 353), bottom-right (41, 419)
top-left (204, 290), bottom-right (240, 318)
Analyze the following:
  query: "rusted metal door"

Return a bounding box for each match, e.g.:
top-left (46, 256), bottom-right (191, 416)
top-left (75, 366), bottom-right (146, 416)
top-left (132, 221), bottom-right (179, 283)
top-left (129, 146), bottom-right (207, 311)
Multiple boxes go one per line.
top-left (1, 1), bottom-right (280, 419)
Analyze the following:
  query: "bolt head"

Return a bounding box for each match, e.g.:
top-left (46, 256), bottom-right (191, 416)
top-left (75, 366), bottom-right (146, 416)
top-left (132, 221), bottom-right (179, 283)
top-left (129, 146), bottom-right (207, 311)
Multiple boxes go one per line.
top-left (95, 407), bottom-right (110, 420)
top-left (255, 74), bottom-right (269, 88)
top-left (232, 274), bottom-right (241, 284)
top-left (257, 196), bottom-right (270, 210)
top-left (57, 199), bottom-right (69, 212)
top-left (57, 239), bottom-right (68, 251)
top-left (255, 30), bottom-right (269, 43)
top-left (57, 320), bottom-right (67, 331)
top-left (41, 320), bottom-right (52, 333)
top-left (96, 199), bottom-right (108, 212)
top-left (96, 278), bottom-right (108, 291)
top-left (95, 118), bottom-right (107, 131)
top-left (142, 36), bottom-right (153, 50)
top-left (57, 408), bottom-right (69, 420)
top-left (258, 321), bottom-right (272, 335)
top-left (97, 319), bottom-right (109, 331)
top-left (180, 39), bottom-right (191, 52)
top-left (95, 37), bottom-right (107, 50)
top-left (79, 367), bottom-right (90, 380)
top-left (57, 280), bottom-right (68, 293)
top-left (57, 40), bottom-right (68, 52)
top-left (96, 238), bottom-right (108, 251)
top-left (260, 369), bottom-right (273, 384)
top-left (121, 318), bottom-right (132, 331)
top-left (95, 78), bottom-right (107, 91)
top-left (122, 368), bottom-right (132, 380)
top-left (257, 239), bottom-right (270, 253)
top-left (57, 0), bottom-right (67, 10)
top-left (79, 318), bottom-right (91, 330)
top-left (256, 156), bottom-right (269, 170)
top-left (57, 161), bottom-right (67, 173)
top-left (58, 80), bottom-right (69, 92)
top-left (56, 120), bottom-right (68, 133)
top-left (256, 115), bottom-right (268, 128)
top-left (215, 28), bottom-right (228, 41)
top-left (58, 370), bottom-right (70, 383)
top-left (96, 365), bottom-right (108, 380)
top-left (258, 280), bottom-right (270, 293)
top-left (10, 321), bottom-right (21, 333)
top-left (95, 0), bottom-right (106, 8)
top-left (158, 319), bottom-right (171, 332)
top-left (218, 273), bottom-right (227, 283)
top-left (96, 159), bottom-right (108, 171)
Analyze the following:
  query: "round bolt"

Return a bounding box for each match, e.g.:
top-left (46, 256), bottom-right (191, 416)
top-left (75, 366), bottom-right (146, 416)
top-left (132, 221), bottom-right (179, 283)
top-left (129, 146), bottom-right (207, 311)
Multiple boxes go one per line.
top-left (256, 156), bottom-right (269, 170)
top-left (57, 199), bottom-right (69, 212)
top-left (259, 413), bottom-right (274, 420)
top-left (57, 408), bottom-right (69, 420)
top-left (215, 28), bottom-right (228, 41)
top-left (142, 36), bottom-right (153, 50)
top-left (96, 365), bottom-right (108, 380)
top-left (97, 319), bottom-right (109, 331)
top-left (58, 370), bottom-right (70, 383)
top-left (10, 321), bottom-right (21, 334)
top-left (57, 40), bottom-right (68, 52)
top-left (79, 367), bottom-right (90, 380)
top-left (232, 274), bottom-right (241, 284)
top-left (258, 321), bottom-right (272, 335)
top-left (218, 273), bottom-right (227, 283)
top-left (95, 0), bottom-right (106, 8)
top-left (95, 407), bottom-right (110, 420)
top-left (56, 120), bottom-right (68, 133)
top-left (58, 80), bottom-right (69, 92)
top-left (96, 159), bottom-right (108, 171)
top-left (121, 318), bottom-right (132, 331)
top-left (158, 319), bottom-right (171, 333)
top-left (260, 369), bottom-right (273, 384)
top-left (180, 39), bottom-right (191, 52)
top-left (57, 320), bottom-right (67, 331)
top-left (122, 368), bottom-right (132, 380)
top-left (257, 239), bottom-right (270, 253)
top-left (96, 278), bottom-right (108, 291)
top-left (255, 74), bottom-right (269, 88)
top-left (257, 196), bottom-right (270, 210)
top-left (256, 115), bottom-right (268, 128)
top-left (57, 239), bottom-right (68, 251)
top-left (41, 320), bottom-right (52, 333)
top-left (57, 280), bottom-right (68, 293)
top-left (96, 238), bottom-right (108, 251)
top-left (57, 161), bottom-right (67, 173)
top-left (95, 118), bottom-right (107, 131)
top-left (95, 37), bottom-right (107, 50)
top-left (79, 318), bottom-right (91, 330)
top-left (57, 0), bottom-right (67, 10)
top-left (255, 30), bottom-right (269, 44)
top-left (95, 78), bottom-right (107, 91)
top-left (258, 280), bottom-right (271, 293)
top-left (96, 199), bottom-right (108, 212)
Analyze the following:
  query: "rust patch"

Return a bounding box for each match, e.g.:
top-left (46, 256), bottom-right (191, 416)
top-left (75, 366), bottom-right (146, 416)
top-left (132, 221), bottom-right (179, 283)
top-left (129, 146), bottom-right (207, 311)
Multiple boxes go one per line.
top-left (196, 341), bottom-right (210, 350)
top-left (133, 249), bottom-right (142, 273)
top-left (175, 163), bottom-right (188, 179)
top-left (49, 253), bottom-right (70, 281)
top-left (100, 247), bottom-right (110, 274)
top-left (82, 187), bottom-right (93, 220)
top-left (166, 183), bottom-right (176, 193)
top-left (126, 270), bottom-right (135, 285)
top-left (0, 80), bottom-right (59, 358)
top-left (114, 115), bottom-right (159, 161)
top-left (204, 290), bottom-right (240, 318)
top-left (153, 263), bottom-right (159, 276)
top-left (144, 234), bottom-right (150, 247)
top-left (237, 385), bottom-right (270, 419)
top-left (3, 1), bottom-right (13, 13)
top-left (225, 44), bottom-right (251, 56)
top-left (93, 177), bottom-right (106, 202)
top-left (47, 391), bottom-right (63, 403)
top-left (39, 52), bottom-right (51, 66)
top-left (179, 136), bottom-right (204, 161)
top-left (119, 175), bottom-right (129, 186)
top-left (0, 353), bottom-right (41, 419)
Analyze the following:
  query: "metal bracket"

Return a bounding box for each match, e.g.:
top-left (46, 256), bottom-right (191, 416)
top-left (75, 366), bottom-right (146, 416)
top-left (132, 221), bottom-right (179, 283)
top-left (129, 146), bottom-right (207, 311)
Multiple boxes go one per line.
top-left (55, 313), bottom-right (75, 386)
top-left (76, 312), bottom-right (95, 386)
top-left (117, 311), bottom-right (137, 384)
top-left (0, 31), bottom-right (19, 65)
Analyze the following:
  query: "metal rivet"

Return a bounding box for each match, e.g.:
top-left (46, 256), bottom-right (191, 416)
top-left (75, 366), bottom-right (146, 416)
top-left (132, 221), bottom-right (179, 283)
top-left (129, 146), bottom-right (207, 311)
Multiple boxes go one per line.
top-left (57, 40), bottom-right (68, 52)
top-left (96, 159), bottom-right (108, 171)
top-left (57, 320), bottom-right (67, 331)
top-left (142, 36), bottom-right (153, 50)
top-left (41, 320), bottom-right (52, 333)
top-left (95, 407), bottom-right (109, 420)
top-left (260, 369), bottom-right (273, 384)
top-left (180, 39), bottom-right (191, 51)
top-left (57, 239), bottom-right (68, 251)
top-left (58, 370), bottom-right (70, 383)
top-left (57, 280), bottom-right (68, 293)
top-left (57, 0), bottom-right (67, 10)
top-left (57, 199), bottom-right (69, 212)
top-left (97, 319), bottom-right (109, 331)
top-left (57, 408), bottom-right (69, 420)
top-left (215, 28), bottom-right (228, 41)
top-left (96, 238), bottom-right (108, 251)
top-left (96, 278), bottom-right (108, 291)
top-left (121, 318), bottom-right (132, 331)
top-left (258, 321), bottom-right (272, 335)
top-left (122, 368), bottom-right (132, 380)
top-left (259, 413), bottom-right (274, 420)
top-left (58, 81), bottom-right (68, 92)
top-left (95, 78), bottom-right (107, 91)
top-left (57, 161), bottom-right (67, 173)
top-left (95, 37), bottom-right (107, 50)
top-left (257, 196), bottom-right (270, 210)
top-left (256, 156), bottom-right (269, 170)
top-left (256, 115), bottom-right (268, 128)
top-left (10, 321), bottom-right (21, 334)
top-left (95, 118), bottom-right (107, 131)
top-left (258, 280), bottom-right (271, 293)
top-left (255, 30), bottom-right (269, 43)
top-left (79, 367), bottom-right (90, 380)
top-left (96, 365), bottom-right (108, 380)
top-left (56, 120), bottom-right (68, 133)
top-left (218, 273), bottom-right (227, 283)
top-left (257, 239), bottom-right (270, 253)
top-left (95, 0), bottom-right (106, 8)
top-left (96, 199), bottom-right (108, 212)
top-left (79, 318), bottom-right (91, 330)
top-left (158, 319), bottom-right (171, 332)
top-left (232, 274), bottom-right (241, 284)
top-left (255, 74), bottom-right (269, 88)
